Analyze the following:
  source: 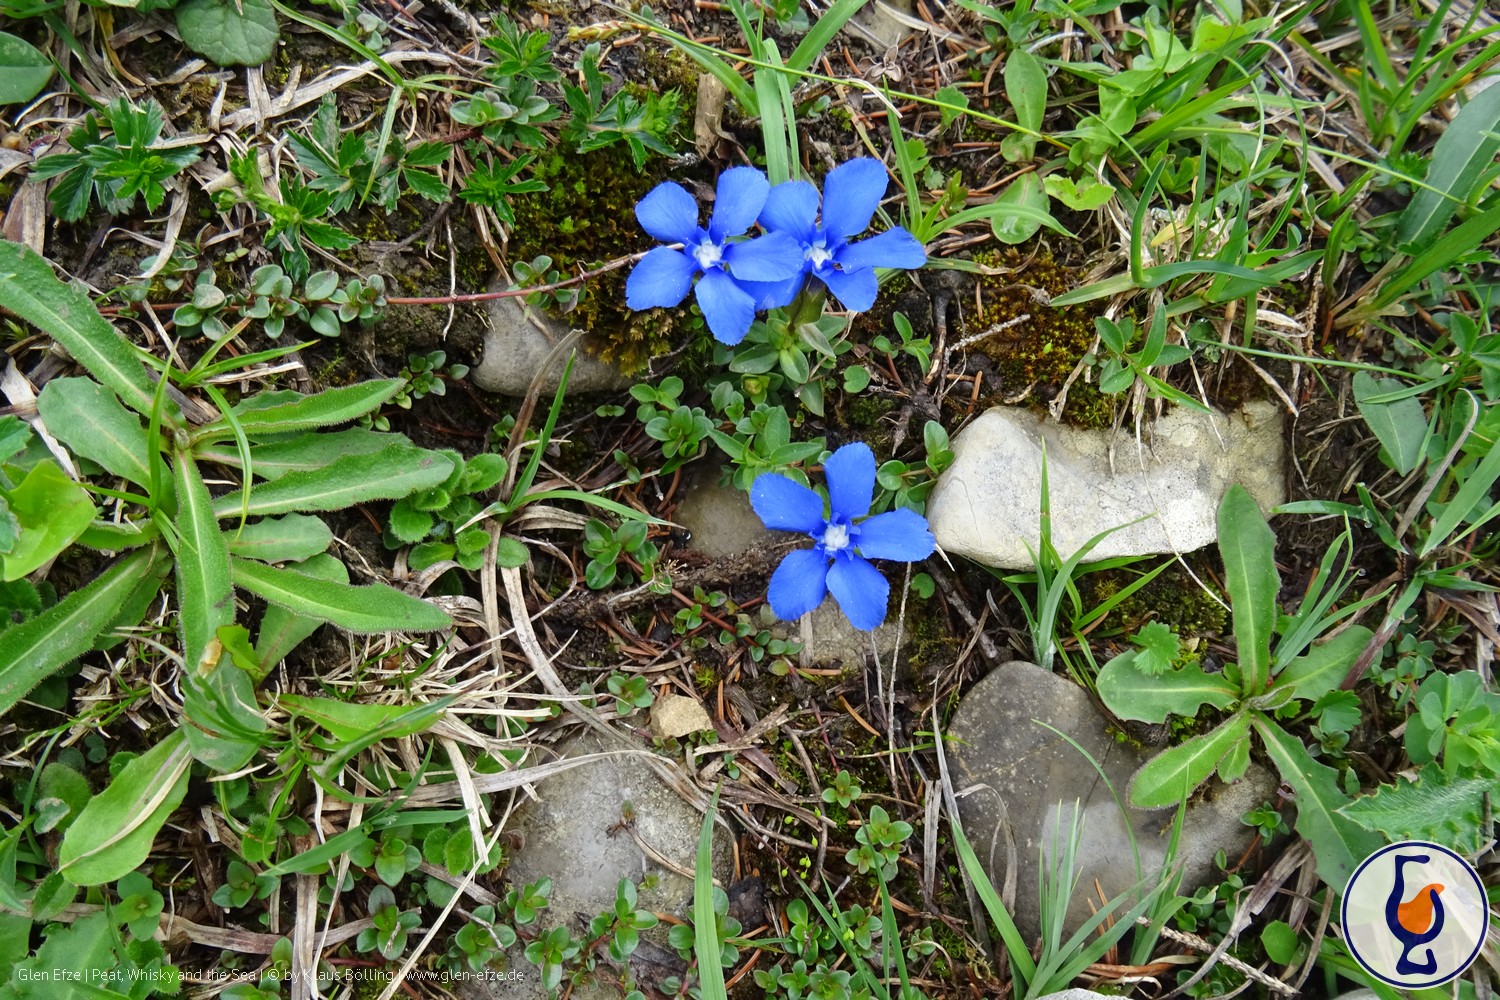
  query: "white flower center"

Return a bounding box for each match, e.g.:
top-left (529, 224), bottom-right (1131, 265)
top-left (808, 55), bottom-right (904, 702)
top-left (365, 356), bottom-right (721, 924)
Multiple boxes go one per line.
top-left (694, 240), bottom-right (724, 270)
top-left (806, 242), bottom-right (833, 269)
top-left (821, 522), bottom-right (851, 553)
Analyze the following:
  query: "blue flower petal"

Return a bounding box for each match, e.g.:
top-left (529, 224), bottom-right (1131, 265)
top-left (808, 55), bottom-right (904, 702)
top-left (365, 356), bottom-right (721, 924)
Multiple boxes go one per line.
top-left (855, 508), bottom-right (935, 561)
top-left (768, 547), bottom-right (831, 621)
top-left (709, 166), bottom-right (770, 239)
top-left (827, 554), bottom-right (889, 631)
top-left (694, 267), bottom-right (757, 345)
top-left (625, 247), bottom-right (698, 309)
top-left (759, 180), bottom-right (820, 243)
top-left (821, 159), bottom-right (888, 241)
top-left (751, 473), bottom-right (827, 533)
top-left (824, 442), bottom-right (875, 521)
top-left (819, 267), bottom-right (880, 313)
top-left (836, 227), bottom-right (927, 272)
top-left (635, 182), bottom-right (701, 244)
top-left (737, 274), bottom-right (807, 311)
top-left (724, 231), bottom-right (805, 282)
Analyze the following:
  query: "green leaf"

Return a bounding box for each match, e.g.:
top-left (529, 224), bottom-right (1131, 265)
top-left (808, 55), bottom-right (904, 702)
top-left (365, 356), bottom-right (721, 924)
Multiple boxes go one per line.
top-left (174, 452), bottom-right (234, 671)
top-left (1043, 174), bottom-right (1115, 211)
top-left (58, 729), bottom-right (191, 885)
top-left (0, 240), bottom-right (171, 422)
top-left (386, 497), bottom-right (434, 544)
top-left (1396, 78), bottom-right (1500, 249)
top-left (1261, 920), bottom-right (1298, 965)
top-left (1253, 714), bottom-right (1379, 889)
top-left (212, 445), bottom-right (455, 519)
top-left (182, 625), bottom-right (268, 771)
top-left (175, 0), bottom-right (280, 66)
top-left (202, 379), bottom-right (404, 440)
top-left (0, 31), bottom-right (54, 106)
top-left (253, 552), bottom-right (346, 673)
top-left (0, 459), bottom-right (95, 581)
top-left (231, 557), bottom-right (452, 633)
top-left (989, 173), bottom-right (1052, 244)
top-left (1419, 425), bottom-right (1500, 558)
top-left (1130, 621), bottom-right (1180, 676)
top-left (1217, 484), bottom-right (1278, 695)
top-left (1097, 654), bottom-right (1238, 724)
top-left (1129, 712), bottom-right (1250, 809)
top-left (280, 694), bottom-right (444, 743)
top-left (1339, 764), bottom-right (1499, 856)
top-left (195, 427), bottom-right (409, 481)
top-left (496, 536), bottom-right (530, 568)
top-left (1000, 50), bottom-right (1045, 162)
top-left (1352, 372), bottom-right (1426, 476)
top-left (935, 84), bottom-right (968, 128)
top-left (1276, 626), bottom-right (1372, 704)
top-left (224, 513), bottom-right (333, 563)
top-left (36, 377), bottom-right (153, 487)
top-left (693, 785), bottom-right (728, 1000)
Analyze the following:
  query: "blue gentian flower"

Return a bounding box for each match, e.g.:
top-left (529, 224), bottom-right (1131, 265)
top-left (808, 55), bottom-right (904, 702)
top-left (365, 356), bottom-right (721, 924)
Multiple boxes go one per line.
top-left (625, 166), bottom-right (805, 345)
top-left (751, 443), bottom-right (936, 631)
top-left (741, 158), bottom-right (928, 312)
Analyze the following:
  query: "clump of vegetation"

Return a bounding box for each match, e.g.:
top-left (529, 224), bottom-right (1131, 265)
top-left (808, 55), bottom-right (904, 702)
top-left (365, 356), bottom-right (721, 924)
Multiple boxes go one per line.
top-left (508, 146), bottom-right (690, 374)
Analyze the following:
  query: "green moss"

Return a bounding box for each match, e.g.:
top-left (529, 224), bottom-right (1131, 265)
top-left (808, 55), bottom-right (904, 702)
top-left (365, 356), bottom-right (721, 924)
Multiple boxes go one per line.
top-left (966, 246), bottom-right (1113, 428)
top-left (508, 147), bottom-right (691, 375)
top-left (1084, 562), bottom-right (1228, 638)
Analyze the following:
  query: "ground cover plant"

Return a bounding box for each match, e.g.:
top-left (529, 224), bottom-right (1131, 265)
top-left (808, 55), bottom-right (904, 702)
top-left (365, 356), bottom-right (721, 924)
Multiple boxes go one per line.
top-left (0, 0), bottom-right (1497, 997)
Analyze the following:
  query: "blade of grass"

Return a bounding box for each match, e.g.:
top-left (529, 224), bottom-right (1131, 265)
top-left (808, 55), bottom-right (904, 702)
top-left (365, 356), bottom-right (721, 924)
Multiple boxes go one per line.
top-left (693, 783), bottom-right (727, 1000)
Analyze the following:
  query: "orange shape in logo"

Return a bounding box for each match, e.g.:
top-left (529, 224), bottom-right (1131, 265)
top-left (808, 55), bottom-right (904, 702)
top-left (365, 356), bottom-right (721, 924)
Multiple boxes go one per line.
top-left (1397, 883), bottom-right (1446, 935)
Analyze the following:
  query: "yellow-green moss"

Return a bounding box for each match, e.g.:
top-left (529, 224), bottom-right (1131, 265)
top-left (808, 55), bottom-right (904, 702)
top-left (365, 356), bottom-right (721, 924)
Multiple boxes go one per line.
top-left (966, 246), bottom-right (1114, 428)
top-left (1083, 562), bottom-right (1228, 638)
top-left (507, 147), bottom-right (689, 375)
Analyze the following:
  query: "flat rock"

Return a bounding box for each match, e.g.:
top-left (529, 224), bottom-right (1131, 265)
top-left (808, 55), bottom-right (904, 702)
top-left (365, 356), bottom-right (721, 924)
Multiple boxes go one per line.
top-left (947, 661), bottom-right (1274, 939)
top-left (673, 465), bottom-right (903, 667)
top-left (470, 285), bottom-right (630, 396)
top-left (926, 402), bottom-right (1285, 570)
top-left (651, 693), bottom-right (714, 740)
top-left (467, 731), bottom-right (730, 998)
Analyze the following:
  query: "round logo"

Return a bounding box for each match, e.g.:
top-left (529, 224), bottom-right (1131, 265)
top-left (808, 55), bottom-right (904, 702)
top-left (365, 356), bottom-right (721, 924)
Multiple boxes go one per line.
top-left (1342, 841), bottom-right (1489, 988)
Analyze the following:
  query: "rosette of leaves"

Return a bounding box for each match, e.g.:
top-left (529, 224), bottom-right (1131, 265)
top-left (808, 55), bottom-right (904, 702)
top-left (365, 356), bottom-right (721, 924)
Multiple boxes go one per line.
top-left (386, 451), bottom-right (511, 572)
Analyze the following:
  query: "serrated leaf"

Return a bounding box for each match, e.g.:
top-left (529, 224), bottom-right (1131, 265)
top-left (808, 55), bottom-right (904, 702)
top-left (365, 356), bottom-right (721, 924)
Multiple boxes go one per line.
top-left (1218, 485), bottom-right (1278, 695)
top-left (1131, 621), bottom-right (1180, 675)
top-left (1276, 626), bottom-right (1372, 704)
top-left (1254, 715), bottom-right (1380, 890)
top-left (36, 377), bottom-right (153, 486)
top-left (175, 0), bottom-right (279, 66)
top-left (1097, 654), bottom-right (1238, 724)
top-left (58, 729), bottom-right (191, 886)
top-left (1352, 372), bottom-right (1426, 476)
top-left (212, 445), bottom-right (455, 519)
top-left (224, 513), bottom-right (333, 563)
top-left (0, 32), bottom-right (54, 106)
top-left (0, 240), bottom-right (173, 422)
top-left (231, 557), bottom-right (451, 633)
top-left (1129, 712), bottom-right (1250, 808)
top-left (1339, 764), bottom-right (1498, 855)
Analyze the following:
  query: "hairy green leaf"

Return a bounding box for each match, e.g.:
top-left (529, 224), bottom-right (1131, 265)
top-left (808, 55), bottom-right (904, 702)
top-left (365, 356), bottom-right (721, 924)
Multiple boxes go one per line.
top-left (1217, 485), bottom-right (1278, 695)
top-left (1097, 654), bottom-right (1239, 724)
top-left (231, 557), bottom-right (451, 633)
top-left (224, 513), bottom-right (333, 564)
top-left (175, 0), bottom-right (279, 66)
top-left (1254, 715), bottom-right (1379, 889)
top-left (0, 240), bottom-right (171, 422)
top-left (199, 378), bottom-right (404, 441)
top-left (195, 427), bottom-right (413, 480)
top-left (1129, 712), bottom-right (1250, 809)
top-left (1397, 79), bottom-right (1500, 249)
top-left (58, 730), bottom-right (191, 885)
top-left (0, 460), bottom-right (95, 581)
top-left (212, 445), bottom-right (455, 519)
top-left (1340, 764), bottom-right (1498, 855)
top-left (1276, 626), bottom-right (1373, 704)
top-left (253, 552), bottom-right (347, 674)
top-left (37, 377), bottom-right (153, 487)
top-left (280, 693), bottom-right (444, 743)
top-left (174, 452), bottom-right (234, 670)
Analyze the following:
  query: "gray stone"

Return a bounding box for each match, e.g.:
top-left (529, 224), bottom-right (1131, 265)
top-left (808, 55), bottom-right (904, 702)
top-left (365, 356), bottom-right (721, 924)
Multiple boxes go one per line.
top-left (470, 286), bottom-right (630, 396)
top-left (1036, 992), bottom-right (1115, 1000)
top-left (474, 731), bottom-right (731, 999)
top-left (947, 661), bottom-right (1275, 940)
top-left (926, 402), bottom-right (1286, 570)
top-left (674, 466), bottom-right (904, 667)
